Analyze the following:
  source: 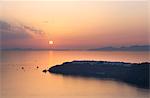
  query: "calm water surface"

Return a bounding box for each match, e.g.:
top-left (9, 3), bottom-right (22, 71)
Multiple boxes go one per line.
top-left (0, 50), bottom-right (149, 98)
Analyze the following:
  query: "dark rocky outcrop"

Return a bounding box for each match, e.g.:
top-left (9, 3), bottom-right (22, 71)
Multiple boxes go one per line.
top-left (48, 61), bottom-right (150, 89)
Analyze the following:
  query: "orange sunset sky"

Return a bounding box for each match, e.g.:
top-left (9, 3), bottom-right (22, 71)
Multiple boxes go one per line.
top-left (0, 0), bottom-right (149, 49)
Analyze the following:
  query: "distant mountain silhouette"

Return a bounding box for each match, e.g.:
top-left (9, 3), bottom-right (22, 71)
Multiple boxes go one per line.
top-left (89, 45), bottom-right (150, 51)
top-left (1, 45), bottom-right (149, 51)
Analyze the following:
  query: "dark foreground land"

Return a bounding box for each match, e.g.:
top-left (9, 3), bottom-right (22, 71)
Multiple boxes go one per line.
top-left (48, 61), bottom-right (149, 89)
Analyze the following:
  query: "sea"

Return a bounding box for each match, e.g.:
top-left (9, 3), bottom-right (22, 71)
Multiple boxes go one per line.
top-left (0, 50), bottom-right (149, 98)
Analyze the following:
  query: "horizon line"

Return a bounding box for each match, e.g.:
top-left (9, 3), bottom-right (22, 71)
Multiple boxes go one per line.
top-left (1, 45), bottom-right (149, 51)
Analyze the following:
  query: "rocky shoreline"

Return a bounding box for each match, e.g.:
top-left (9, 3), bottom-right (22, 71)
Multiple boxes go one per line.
top-left (48, 61), bottom-right (149, 89)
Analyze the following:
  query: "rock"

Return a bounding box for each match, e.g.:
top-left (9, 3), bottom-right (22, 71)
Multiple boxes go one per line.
top-left (48, 60), bottom-right (150, 89)
top-left (42, 69), bottom-right (47, 73)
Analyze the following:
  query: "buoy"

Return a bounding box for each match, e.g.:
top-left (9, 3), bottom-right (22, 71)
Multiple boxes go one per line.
top-left (21, 67), bottom-right (24, 69)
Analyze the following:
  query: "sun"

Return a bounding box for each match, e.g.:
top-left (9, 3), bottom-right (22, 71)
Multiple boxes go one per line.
top-left (49, 41), bottom-right (53, 45)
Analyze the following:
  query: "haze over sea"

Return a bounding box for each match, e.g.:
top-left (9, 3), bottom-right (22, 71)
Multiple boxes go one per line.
top-left (0, 50), bottom-right (149, 98)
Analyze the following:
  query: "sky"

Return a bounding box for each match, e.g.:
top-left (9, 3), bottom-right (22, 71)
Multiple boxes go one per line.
top-left (0, 0), bottom-right (149, 49)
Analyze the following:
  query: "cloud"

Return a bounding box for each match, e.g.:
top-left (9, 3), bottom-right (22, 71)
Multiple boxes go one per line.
top-left (0, 21), bottom-right (31, 40)
top-left (21, 24), bottom-right (45, 36)
top-left (0, 20), bottom-right (45, 40)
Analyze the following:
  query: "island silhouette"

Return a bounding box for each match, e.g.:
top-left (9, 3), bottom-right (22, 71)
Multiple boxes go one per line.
top-left (47, 61), bottom-right (149, 89)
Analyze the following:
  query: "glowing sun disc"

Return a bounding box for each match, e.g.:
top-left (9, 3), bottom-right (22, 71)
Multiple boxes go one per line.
top-left (49, 41), bottom-right (53, 45)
